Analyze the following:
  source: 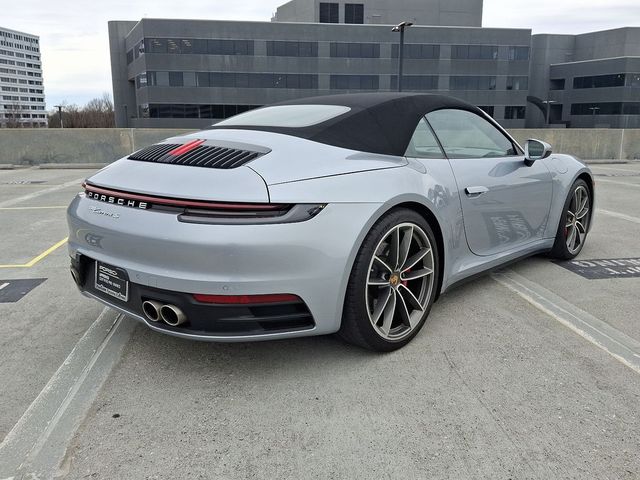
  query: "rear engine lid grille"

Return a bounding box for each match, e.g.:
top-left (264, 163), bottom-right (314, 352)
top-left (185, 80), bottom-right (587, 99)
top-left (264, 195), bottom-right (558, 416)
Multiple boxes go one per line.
top-left (127, 140), bottom-right (268, 169)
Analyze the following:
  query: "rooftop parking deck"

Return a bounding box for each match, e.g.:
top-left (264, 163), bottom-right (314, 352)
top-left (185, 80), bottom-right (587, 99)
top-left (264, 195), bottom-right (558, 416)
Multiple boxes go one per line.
top-left (0, 163), bottom-right (639, 479)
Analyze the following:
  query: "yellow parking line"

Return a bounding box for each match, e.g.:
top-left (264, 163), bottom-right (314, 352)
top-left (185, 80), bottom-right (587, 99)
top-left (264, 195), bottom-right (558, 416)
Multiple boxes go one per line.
top-left (0, 237), bottom-right (68, 268)
top-left (0, 206), bottom-right (67, 210)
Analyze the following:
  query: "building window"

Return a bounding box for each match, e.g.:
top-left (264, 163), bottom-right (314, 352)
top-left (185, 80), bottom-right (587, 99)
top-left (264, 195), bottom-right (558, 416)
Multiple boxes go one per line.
top-left (449, 76), bottom-right (496, 90)
top-left (319, 3), bottom-right (339, 23)
top-left (344, 4), bottom-right (364, 24)
top-left (391, 44), bottom-right (440, 59)
top-left (628, 74), bottom-right (640, 87)
top-left (266, 41), bottom-right (318, 57)
top-left (145, 71), bottom-right (318, 89)
top-left (477, 106), bottom-right (494, 117)
top-left (148, 103), bottom-right (262, 119)
top-left (330, 75), bottom-right (379, 90)
top-left (390, 75), bottom-right (438, 91)
top-left (504, 106), bottom-right (526, 119)
top-left (144, 38), bottom-right (254, 56)
top-left (330, 42), bottom-right (380, 58)
top-left (570, 102), bottom-right (640, 115)
top-left (508, 46), bottom-right (530, 61)
top-left (573, 73), bottom-right (626, 89)
top-left (451, 45), bottom-right (498, 60)
top-left (506, 76), bottom-right (528, 90)
top-left (550, 78), bottom-right (565, 90)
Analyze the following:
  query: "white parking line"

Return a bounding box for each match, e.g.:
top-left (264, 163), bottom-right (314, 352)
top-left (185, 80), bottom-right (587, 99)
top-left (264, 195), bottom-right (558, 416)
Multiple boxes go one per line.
top-left (591, 165), bottom-right (640, 173)
top-left (493, 270), bottom-right (640, 375)
top-left (595, 178), bottom-right (640, 188)
top-left (0, 178), bottom-right (84, 208)
top-left (0, 308), bottom-right (136, 478)
top-left (597, 209), bottom-right (640, 224)
top-left (0, 283), bottom-right (8, 291)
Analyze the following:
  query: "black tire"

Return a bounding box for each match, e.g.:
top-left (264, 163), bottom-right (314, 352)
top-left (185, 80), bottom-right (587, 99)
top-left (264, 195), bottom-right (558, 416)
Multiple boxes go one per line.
top-left (549, 178), bottom-right (591, 260)
top-left (338, 208), bottom-right (440, 351)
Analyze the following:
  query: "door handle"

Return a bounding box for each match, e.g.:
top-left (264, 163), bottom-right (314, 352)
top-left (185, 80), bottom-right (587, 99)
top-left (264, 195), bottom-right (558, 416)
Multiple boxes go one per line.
top-left (465, 186), bottom-right (489, 196)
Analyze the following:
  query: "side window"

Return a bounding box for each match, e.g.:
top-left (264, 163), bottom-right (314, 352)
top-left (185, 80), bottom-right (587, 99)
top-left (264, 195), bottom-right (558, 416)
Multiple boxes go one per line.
top-left (426, 109), bottom-right (518, 159)
top-left (404, 118), bottom-right (444, 158)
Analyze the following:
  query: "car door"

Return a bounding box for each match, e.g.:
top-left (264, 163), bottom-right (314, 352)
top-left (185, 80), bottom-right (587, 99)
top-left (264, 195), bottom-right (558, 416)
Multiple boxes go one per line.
top-left (425, 108), bottom-right (553, 256)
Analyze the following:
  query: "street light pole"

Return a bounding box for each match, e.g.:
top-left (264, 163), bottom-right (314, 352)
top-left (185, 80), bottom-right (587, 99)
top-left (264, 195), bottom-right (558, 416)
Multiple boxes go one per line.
top-left (54, 105), bottom-right (64, 129)
top-left (589, 106), bottom-right (600, 126)
top-left (392, 21), bottom-right (413, 92)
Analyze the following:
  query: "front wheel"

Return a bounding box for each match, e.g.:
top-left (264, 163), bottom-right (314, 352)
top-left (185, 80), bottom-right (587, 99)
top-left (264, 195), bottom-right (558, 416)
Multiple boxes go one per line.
top-left (339, 209), bottom-right (439, 351)
top-left (550, 179), bottom-right (591, 260)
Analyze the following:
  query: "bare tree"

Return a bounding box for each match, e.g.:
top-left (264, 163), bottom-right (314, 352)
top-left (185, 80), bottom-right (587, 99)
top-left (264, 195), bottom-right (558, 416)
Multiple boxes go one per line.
top-left (3, 102), bottom-right (23, 128)
top-left (48, 93), bottom-right (115, 128)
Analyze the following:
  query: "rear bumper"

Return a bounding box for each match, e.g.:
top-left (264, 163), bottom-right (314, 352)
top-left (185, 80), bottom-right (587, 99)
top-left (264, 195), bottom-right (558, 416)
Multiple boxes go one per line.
top-left (67, 194), bottom-right (382, 340)
top-left (72, 256), bottom-right (316, 341)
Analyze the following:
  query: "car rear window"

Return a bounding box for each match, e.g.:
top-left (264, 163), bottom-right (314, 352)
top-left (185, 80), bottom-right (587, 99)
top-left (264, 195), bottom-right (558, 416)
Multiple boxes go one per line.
top-left (214, 105), bottom-right (351, 128)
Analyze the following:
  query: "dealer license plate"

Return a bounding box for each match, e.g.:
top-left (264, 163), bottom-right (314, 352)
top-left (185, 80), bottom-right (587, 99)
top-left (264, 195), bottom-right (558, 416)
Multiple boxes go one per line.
top-left (95, 261), bottom-right (129, 302)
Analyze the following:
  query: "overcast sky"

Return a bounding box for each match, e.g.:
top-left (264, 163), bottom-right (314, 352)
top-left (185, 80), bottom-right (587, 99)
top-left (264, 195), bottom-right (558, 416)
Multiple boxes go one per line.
top-left (3, 0), bottom-right (638, 108)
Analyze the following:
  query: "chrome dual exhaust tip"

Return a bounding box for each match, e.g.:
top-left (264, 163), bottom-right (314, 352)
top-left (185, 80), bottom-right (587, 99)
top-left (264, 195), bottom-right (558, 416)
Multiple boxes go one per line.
top-left (160, 304), bottom-right (187, 327)
top-left (142, 300), bottom-right (163, 322)
top-left (142, 300), bottom-right (187, 327)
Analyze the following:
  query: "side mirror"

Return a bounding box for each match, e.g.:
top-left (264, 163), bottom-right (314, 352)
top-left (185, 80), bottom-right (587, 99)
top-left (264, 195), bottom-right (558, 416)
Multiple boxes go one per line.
top-left (524, 139), bottom-right (552, 165)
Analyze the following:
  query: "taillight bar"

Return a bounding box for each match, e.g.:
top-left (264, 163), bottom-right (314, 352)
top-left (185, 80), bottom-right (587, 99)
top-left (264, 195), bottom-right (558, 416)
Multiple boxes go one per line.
top-left (83, 182), bottom-right (288, 212)
top-left (193, 293), bottom-right (302, 305)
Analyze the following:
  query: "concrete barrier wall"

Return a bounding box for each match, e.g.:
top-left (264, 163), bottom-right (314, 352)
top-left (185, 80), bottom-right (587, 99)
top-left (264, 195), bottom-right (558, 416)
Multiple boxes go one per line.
top-left (0, 128), bottom-right (639, 165)
top-left (0, 129), bottom-right (193, 165)
top-left (508, 129), bottom-right (638, 161)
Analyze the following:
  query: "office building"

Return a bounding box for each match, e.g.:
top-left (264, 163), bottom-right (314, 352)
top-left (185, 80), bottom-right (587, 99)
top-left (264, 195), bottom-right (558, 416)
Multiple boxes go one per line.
top-left (528, 27), bottom-right (640, 128)
top-left (108, 0), bottom-right (639, 130)
top-left (0, 27), bottom-right (46, 128)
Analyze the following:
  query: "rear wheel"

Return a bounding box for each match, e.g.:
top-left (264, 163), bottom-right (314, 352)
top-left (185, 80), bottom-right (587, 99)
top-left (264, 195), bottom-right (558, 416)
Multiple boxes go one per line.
top-left (550, 179), bottom-right (591, 260)
top-left (339, 209), bottom-right (439, 351)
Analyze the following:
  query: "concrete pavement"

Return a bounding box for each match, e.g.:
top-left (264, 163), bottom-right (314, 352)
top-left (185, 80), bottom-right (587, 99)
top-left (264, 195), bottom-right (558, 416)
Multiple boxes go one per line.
top-left (0, 163), bottom-right (638, 479)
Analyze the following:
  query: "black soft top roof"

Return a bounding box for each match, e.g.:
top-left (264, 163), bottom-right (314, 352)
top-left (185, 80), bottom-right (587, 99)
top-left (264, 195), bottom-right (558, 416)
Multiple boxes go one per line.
top-left (211, 92), bottom-right (485, 156)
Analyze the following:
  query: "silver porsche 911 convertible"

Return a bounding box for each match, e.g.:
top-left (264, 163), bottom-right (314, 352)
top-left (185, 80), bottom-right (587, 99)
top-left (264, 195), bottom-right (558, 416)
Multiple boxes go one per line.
top-left (67, 93), bottom-right (594, 351)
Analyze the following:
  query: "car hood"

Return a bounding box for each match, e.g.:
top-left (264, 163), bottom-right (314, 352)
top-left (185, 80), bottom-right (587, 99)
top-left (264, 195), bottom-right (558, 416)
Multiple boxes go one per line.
top-left (86, 129), bottom-right (406, 203)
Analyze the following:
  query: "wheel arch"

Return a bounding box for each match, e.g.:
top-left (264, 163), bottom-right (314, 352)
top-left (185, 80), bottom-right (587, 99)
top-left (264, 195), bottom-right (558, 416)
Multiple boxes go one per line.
top-left (391, 202), bottom-right (445, 299)
top-left (360, 200), bottom-right (446, 301)
top-left (576, 170), bottom-right (595, 232)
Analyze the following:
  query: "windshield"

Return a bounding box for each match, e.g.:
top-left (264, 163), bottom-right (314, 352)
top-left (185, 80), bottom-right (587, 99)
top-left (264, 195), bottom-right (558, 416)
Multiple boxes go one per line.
top-left (214, 104), bottom-right (351, 128)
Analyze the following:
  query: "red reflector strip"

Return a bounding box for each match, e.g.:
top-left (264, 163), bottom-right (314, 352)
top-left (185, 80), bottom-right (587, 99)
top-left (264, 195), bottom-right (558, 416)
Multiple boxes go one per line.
top-left (84, 183), bottom-right (288, 211)
top-left (167, 139), bottom-right (205, 156)
top-left (193, 293), bottom-right (301, 305)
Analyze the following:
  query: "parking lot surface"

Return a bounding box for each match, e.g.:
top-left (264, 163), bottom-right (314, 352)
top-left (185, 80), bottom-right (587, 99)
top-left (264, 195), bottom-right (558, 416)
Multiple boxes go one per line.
top-left (0, 163), bottom-right (639, 479)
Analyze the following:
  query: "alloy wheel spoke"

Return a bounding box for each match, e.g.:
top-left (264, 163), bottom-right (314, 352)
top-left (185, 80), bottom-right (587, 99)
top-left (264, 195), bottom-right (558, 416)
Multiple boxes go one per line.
top-left (576, 220), bottom-right (586, 234)
top-left (398, 284), bottom-right (424, 312)
top-left (566, 225), bottom-right (577, 250)
top-left (398, 226), bottom-right (413, 271)
top-left (401, 268), bottom-right (433, 281)
top-left (402, 247), bottom-right (431, 272)
top-left (371, 287), bottom-right (392, 325)
top-left (367, 276), bottom-right (388, 286)
top-left (574, 227), bottom-right (583, 247)
top-left (379, 290), bottom-right (397, 336)
top-left (373, 256), bottom-right (393, 274)
top-left (388, 227), bottom-right (401, 270)
top-left (396, 292), bottom-right (413, 328)
top-left (576, 206), bottom-right (589, 220)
